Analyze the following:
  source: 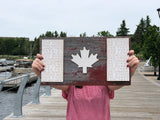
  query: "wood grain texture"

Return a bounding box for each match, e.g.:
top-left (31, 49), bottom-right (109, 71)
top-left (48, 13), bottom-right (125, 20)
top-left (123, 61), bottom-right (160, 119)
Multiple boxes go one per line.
top-left (40, 37), bottom-right (130, 85)
top-left (4, 68), bottom-right (160, 120)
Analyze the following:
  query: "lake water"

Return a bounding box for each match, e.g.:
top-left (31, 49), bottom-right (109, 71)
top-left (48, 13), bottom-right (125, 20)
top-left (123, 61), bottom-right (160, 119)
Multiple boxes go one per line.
top-left (0, 83), bottom-right (46, 120)
top-left (0, 61), bottom-right (46, 120)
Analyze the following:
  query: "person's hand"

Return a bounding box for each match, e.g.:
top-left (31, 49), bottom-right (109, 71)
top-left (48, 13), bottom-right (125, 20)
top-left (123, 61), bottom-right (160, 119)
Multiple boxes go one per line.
top-left (127, 50), bottom-right (139, 77)
top-left (32, 54), bottom-right (45, 77)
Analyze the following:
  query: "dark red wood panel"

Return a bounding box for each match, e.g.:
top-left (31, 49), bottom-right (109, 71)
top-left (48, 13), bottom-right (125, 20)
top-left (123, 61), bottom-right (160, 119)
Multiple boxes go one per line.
top-left (40, 37), bottom-right (131, 86)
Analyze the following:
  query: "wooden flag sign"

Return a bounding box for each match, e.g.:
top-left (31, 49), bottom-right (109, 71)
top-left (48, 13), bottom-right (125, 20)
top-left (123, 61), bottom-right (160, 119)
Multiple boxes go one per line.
top-left (40, 37), bottom-right (131, 85)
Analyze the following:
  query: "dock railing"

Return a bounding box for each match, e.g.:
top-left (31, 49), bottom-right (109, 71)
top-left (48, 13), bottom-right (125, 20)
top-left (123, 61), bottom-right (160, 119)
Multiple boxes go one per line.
top-left (0, 73), bottom-right (52, 118)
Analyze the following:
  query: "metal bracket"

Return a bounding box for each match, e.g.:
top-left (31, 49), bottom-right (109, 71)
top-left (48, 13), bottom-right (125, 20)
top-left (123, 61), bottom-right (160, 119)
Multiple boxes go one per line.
top-left (45, 86), bottom-right (51, 96)
top-left (12, 74), bottom-right (30, 117)
top-left (32, 77), bottom-right (41, 104)
top-left (0, 82), bottom-right (4, 91)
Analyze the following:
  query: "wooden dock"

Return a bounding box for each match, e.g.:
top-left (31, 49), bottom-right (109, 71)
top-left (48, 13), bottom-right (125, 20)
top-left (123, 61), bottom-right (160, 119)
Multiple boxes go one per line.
top-left (0, 74), bottom-right (37, 89)
top-left (4, 88), bottom-right (67, 120)
top-left (0, 67), bottom-right (12, 72)
top-left (4, 76), bottom-right (37, 88)
top-left (0, 68), bottom-right (37, 89)
top-left (4, 69), bottom-right (160, 120)
top-left (110, 70), bottom-right (160, 120)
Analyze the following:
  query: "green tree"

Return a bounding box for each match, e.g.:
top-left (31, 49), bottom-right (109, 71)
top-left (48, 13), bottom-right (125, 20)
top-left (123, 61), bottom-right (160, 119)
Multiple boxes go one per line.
top-left (145, 15), bottom-right (151, 30)
top-left (32, 30), bottom-right (67, 54)
top-left (45, 31), bottom-right (54, 37)
top-left (143, 25), bottom-right (160, 76)
top-left (0, 38), bottom-right (7, 55)
top-left (60, 31), bottom-right (67, 37)
top-left (132, 19), bottom-right (144, 43)
top-left (97, 31), bottom-right (113, 37)
top-left (80, 32), bottom-right (87, 37)
top-left (54, 31), bottom-right (59, 37)
top-left (116, 20), bottom-right (130, 36)
top-left (131, 36), bottom-right (141, 54)
top-left (32, 37), bottom-right (40, 55)
top-left (131, 16), bottom-right (152, 54)
top-left (131, 18), bottom-right (146, 54)
top-left (11, 38), bottom-right (19, 55)
top-left (29, 41), bottom-right (34, 57)
top-left (0, 37), bottom-right (30, 55)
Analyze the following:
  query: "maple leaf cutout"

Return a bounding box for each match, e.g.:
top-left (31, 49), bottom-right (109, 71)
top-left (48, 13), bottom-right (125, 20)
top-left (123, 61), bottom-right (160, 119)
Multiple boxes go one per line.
top-left (71, 47), bottom-right (99, 73)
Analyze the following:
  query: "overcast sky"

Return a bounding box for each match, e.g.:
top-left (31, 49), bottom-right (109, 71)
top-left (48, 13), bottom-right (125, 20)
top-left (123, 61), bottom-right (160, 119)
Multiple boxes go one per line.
top-left (0, 0), bottom-right (160, 40)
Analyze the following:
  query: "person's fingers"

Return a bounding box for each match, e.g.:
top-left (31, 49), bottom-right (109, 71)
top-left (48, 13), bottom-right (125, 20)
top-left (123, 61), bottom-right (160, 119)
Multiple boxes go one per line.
top-left (32, 55), bottom-right (45, 77)
top-left (126, 55), bottom-right (136, 63)
top-left (32, 58), bottom-right (45, 71)
top-left (127, 57), bottom-right (139, 68)
top-left (35, 58), bottom-right (45, 70)
top-left (36, 58), bottom-right (45, 67)
top-left (126, 50), bottom-right (139, 76)
top-left (37, 54), bottom-right (43, 60)
top-left (32, 62), bottom-right (42, 72)
top-left (131, 63), bottom-right (139, 71)
top-left (34, 62), bottom-right (44, 71)
top-left (128, 50), bottom-right (134, 56)
top-left (130, 59), bottom-right (139, 76)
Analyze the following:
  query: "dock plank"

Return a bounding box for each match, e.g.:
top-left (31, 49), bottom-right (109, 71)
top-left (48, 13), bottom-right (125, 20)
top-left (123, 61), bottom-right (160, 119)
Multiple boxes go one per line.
top-left (4, 69), bottom-right (160, 120)
top-left (110, 70), bottom-right (160, 120)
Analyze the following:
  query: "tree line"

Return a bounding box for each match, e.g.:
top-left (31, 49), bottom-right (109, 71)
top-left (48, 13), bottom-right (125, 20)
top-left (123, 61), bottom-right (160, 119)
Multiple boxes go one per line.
top-left (0, 15), bottom-right (159, 74)
top-left (0, 37), bottom-right (30, 55)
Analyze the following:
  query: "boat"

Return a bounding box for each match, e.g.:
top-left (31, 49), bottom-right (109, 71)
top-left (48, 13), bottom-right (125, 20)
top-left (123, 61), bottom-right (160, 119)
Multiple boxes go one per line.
top-left (0, 59), bottom-right (7, 66)
top-left (14, 59), bottom-right (33, 68)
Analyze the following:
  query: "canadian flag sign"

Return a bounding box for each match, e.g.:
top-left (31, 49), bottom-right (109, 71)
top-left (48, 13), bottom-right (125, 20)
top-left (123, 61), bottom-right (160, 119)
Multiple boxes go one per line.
top-left (40, 37), bottom-right (131, 85)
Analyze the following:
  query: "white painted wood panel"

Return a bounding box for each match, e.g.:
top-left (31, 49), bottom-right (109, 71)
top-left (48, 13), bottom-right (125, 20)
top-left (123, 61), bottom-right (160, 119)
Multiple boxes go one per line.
top-left (41, 39), bottom-right (64, 82)
top-left (107, 38), bottom-right (129, 81)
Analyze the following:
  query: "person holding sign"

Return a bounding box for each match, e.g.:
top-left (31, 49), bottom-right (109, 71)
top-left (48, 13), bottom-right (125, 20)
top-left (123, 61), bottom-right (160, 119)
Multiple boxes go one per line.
top-left (32, 50), bottom-right (139, 120)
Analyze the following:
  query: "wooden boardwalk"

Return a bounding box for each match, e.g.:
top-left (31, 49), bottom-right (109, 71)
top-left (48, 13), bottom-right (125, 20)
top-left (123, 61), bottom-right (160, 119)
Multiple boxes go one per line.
top-left (110, 70), bottom-right (160, 120)
top-left (4, 69), bottom-right (160, 120)
top-left (4, 89), bottom-right (67, 120)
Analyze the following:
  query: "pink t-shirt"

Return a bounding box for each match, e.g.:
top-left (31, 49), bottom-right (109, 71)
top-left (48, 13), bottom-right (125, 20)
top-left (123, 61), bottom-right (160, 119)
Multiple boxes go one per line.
top-left (62, 86), bottom-right (114, 120)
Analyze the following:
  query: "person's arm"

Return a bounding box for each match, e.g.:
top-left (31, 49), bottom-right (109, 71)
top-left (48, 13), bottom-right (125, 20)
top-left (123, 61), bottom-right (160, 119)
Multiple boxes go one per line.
top-left (108, 85), bottom-right (123, 91)
top-left (32, 54), bottom-right (69, 92)
top-left (50, 85), bottom-right (69, 93)
top-left (108, 50), bottom-right (139, 91)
